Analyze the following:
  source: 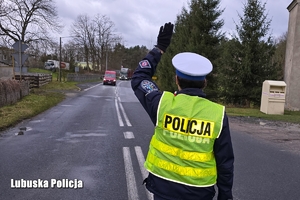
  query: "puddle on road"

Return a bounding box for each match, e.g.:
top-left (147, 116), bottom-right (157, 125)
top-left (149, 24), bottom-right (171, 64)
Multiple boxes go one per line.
top-left (56, 130), bottom-right (108, 143)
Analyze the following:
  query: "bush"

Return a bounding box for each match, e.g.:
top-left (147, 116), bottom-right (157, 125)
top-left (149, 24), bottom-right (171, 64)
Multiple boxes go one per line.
top-left (0, 79), bottom-right (29, 107)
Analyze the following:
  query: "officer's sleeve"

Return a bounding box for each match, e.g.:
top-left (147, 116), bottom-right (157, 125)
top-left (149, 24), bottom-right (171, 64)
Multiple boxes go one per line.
top-left (131, 48), bottom-right (163, 125)
top-left (214, 114), bottom-right (234, 200)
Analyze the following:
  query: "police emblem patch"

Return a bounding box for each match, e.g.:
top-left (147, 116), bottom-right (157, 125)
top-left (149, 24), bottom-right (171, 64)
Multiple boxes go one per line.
top-left (139, 60), bottom-right (151, 68)
top-left (140, 80), bottom-right (158, 93)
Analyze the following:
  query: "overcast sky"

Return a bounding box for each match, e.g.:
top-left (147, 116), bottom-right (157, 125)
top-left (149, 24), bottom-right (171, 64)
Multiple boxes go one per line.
top-left (55, 0), bottom-right (291, 48)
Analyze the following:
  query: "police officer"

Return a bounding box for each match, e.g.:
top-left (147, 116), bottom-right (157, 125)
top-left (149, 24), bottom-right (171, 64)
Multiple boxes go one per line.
top-left (131, 22), bottom-right (234, 200)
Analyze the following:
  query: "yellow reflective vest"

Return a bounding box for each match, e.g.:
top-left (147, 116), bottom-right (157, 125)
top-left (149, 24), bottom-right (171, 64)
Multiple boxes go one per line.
top-left (145, 91), bottom-right (225, 187)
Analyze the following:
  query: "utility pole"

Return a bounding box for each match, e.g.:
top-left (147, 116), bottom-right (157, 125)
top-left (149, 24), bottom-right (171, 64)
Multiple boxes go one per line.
top-left (19, 39), bottom-right (22, 81)
top-left (105, 49), bottom-right (108, 71)
top-left (59, 37), bottom-right (62, 82)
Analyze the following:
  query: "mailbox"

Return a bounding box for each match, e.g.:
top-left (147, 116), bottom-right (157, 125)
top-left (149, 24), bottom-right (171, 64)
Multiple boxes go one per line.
top-left (260, 80), bottom-right (286, 115)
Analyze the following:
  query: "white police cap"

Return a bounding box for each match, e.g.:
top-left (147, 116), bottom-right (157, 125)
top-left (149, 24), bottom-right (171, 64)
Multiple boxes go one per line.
top-left (172, 52), bottom-right (213, 81)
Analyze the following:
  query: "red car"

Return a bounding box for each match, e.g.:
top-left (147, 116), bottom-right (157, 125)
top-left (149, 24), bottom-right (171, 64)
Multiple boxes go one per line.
top-left (103, 70), bottom-right (117, 86)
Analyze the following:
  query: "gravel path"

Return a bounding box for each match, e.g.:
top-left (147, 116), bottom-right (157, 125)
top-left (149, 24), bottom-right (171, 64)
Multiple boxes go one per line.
top-left (229, 116), bottom-right (300, 155)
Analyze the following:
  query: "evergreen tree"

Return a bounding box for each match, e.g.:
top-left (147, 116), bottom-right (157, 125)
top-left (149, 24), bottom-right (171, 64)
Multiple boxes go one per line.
top-left (272, 32), bottom-right (287, 81)
top-left (218, 38), bottom-right (245, 105)
top-left (156, 0), bottom-right (224, 97)
top-left (219, 0), bottom-right (277, 106)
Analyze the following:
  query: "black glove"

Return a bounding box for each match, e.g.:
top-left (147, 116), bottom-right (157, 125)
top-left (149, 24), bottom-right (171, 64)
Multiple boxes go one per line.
top-left (155, 22), bottom-right (174, 53)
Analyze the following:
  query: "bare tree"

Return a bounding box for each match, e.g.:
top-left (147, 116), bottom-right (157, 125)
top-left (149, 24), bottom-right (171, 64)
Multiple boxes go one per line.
top-left (273, 32), bottom-right (287, 80)
top-left (71, 14), bottom-right (95, 72)
top-left (62, 41), bottom-right (80, 72)
top-left (0, 0), bottom-right (62, 47)
top-left (94, 14), bottom-right (122, 73)
top-left (70, 14), bottom-right (122, 72)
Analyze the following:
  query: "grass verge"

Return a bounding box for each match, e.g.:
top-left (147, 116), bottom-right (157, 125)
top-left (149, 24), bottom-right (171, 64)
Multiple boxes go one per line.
top-left (226, 107), bottom-right (300, 124)
top-left (0, 67), bottom-right (80, 131)
top-left (0, 90), bottom-right (65, 130)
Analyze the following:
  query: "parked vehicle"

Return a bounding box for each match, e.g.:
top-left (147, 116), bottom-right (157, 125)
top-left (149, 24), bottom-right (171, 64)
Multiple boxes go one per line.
top-left (119, 67), bottom-right (132, 80)
top-left (44, 60), bottom-right (70, 71)
top-left (103, 70), bottom-right (117, 86)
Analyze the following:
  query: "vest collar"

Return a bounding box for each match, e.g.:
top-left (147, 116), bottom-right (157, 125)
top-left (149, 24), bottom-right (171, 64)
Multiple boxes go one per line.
top-left (174, 88), bottom-right (206, 98)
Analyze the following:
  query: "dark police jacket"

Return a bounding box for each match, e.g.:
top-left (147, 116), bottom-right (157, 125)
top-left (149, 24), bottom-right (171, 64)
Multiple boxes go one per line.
top-left (131, 48), bottom-right (234, 200)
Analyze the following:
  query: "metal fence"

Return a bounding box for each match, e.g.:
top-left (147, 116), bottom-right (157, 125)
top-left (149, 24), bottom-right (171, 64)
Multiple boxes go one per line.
top-left (67, 74), bottom-right (102, 82)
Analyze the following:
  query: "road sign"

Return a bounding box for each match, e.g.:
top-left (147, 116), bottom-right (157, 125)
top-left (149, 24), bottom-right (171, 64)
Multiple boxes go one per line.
top-left (12, 53), bottom-right (29, 66)
top-left (14, 66), bottom-right (28, 73)
top-left (12, 40), bottom-right (29, 68)
top-left (12, 40), bottom-right (29, 52)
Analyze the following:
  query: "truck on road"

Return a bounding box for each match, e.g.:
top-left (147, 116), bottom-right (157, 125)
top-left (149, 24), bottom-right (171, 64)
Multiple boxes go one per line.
top-left (119, 67), bottom-right (132, 80)
top-left (44, 60), bottom-right (70, 71)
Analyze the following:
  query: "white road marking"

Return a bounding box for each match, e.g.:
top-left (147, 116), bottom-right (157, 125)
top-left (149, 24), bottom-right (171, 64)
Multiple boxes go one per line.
top-left (83, 83), bottom-right (102, 92)
top-left (115, 98), bottom-right (124, 127)
top-left (84, 95), bottom-right (105, 98)
top-left (77, 129), bottom-right (106, 133)
top-left (69, 133), bottom-right (107, 138)
top-left (123, 147), bottom-right (139, 200)
top-left (29, 120), bottom-right (44, 123)
top-left (135, 146), bottom-right (153, 200)
top-left (124, 131), bottom-right (135, 139)
top-left (118, 97), bottom-right (132, 127)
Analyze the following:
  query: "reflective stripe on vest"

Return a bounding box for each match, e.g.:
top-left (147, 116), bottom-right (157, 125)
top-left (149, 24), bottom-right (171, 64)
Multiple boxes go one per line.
top-left (151, 135), bottom-right (214, 162)
top-left (145, 91), bottom-right (225, 187)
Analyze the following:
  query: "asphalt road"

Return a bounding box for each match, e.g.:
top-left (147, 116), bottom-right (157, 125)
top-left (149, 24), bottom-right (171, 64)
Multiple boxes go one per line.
top-left (0, 80), bottom-right (300, 200)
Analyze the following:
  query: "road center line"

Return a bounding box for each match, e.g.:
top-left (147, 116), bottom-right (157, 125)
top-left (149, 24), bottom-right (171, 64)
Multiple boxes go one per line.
top-left (123, 147), bottom-right (139, 200)
top-left (124, 131), bottom-right (135, 139)
top-left (135, 146), bottom-right (153, 200)
top-left (115, 98), bottom-right (124, 127)
top-left (118, 97), bottom-right (132, 127)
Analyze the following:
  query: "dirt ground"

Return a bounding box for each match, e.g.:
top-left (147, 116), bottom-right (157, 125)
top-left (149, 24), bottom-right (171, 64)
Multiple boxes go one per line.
top-left (229, 116), bottom-right (300, 155)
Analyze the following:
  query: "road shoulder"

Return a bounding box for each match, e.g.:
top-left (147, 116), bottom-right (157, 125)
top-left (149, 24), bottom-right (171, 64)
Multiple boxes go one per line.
top-left (229, 116), bottom-right (300, 154)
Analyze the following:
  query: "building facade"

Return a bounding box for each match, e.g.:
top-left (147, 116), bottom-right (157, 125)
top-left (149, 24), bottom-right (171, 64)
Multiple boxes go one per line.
top-left (0, 47), bottom-right (14, 80)
top-left (285, 0), bottom-right (300, 111)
